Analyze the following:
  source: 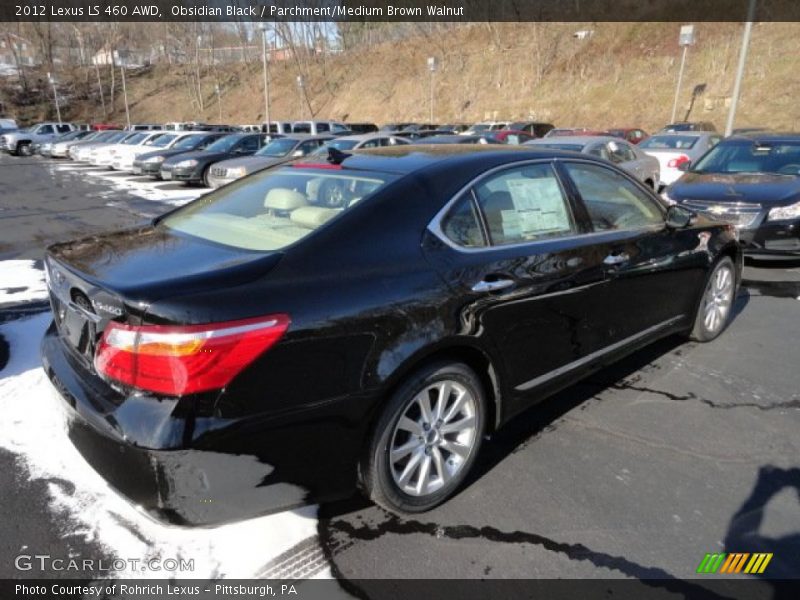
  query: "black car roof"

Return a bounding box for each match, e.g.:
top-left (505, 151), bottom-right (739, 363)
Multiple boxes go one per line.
top-left (296, 145), bottom-right (601, 175)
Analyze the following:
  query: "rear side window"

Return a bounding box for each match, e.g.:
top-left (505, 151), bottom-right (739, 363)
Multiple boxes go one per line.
top-left (442, 196), bottom-right (485, 248)
top-left (473, 163), bottom-right (574, 245)
top-left (316, 123), bottom-right (330, 132)
top-left (563, 163), bottom-right (663, 232)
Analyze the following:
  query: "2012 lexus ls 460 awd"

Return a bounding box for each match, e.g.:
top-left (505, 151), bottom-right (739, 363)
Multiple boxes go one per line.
top-left (41, 145), bottom-right (741, 525)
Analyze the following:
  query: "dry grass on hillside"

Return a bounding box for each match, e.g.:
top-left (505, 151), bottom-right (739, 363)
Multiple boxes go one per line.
top-left (7, 22), bottom-right (800, 132)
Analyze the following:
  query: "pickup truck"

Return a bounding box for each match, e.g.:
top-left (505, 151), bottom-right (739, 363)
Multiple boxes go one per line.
top-left (1, 122), bottom-right (76, 156)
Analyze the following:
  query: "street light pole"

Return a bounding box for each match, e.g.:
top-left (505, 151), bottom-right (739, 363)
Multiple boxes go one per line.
top-left (215, 83), bottom-right (222, 121)
top-left (427, 57), bottom-right (437, 123)
top-left (725, 0), bottom-right (758, 136)
top-left (670, 25), bottom-right (695, 124)
top-left (47, 72), bottom-right (62, 124)
top-left (296, 75), bottom-right (304, 119)
top-left (260, 24), bottom-right (271, 132)
top-left (120, 65), bottom-right (131, 129)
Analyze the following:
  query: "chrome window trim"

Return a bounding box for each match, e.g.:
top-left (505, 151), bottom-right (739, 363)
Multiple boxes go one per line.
top-left (428, 157), bottom-right (666, 254)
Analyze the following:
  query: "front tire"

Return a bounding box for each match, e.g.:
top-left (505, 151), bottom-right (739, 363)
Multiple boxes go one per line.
top-left (361, 361), bottom-right (486, 514)
top-left (690, 256), bottom-right (736, 342)
top-left (17, 142), bottom-right (32, 156)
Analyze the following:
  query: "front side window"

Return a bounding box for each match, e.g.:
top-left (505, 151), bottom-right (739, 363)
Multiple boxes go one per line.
top-left (237, 136), bottom-right (261, 152)
top-left (474, 163), bottom-right (574, 245)
top-left (563, 162), bottom-right (664, 232)
top-left (316, 123), bottom-right (330, 132)
top-left (161, 167), bottom-right (396, 251)
top-left (39, 125), bottom-right (54, 135)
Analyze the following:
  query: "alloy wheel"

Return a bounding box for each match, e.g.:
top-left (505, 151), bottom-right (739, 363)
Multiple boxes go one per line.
top-left (702, 263), bottom-right (734, 334)
top-left (389, 380), bottom-right (478, 497)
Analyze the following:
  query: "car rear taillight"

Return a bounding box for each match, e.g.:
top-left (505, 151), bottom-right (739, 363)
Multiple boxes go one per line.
top-left (94, 315), bottom-right (290, 396)
top-left (667, 155), bottom-right (690, 169)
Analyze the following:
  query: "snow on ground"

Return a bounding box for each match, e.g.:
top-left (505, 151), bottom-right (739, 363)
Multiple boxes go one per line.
top-left (48, 161), bottom-right (205, 207)
top-left (0, 260), bottom-right (47, 307)
top-left (0, 261), bottom-right (326, 580)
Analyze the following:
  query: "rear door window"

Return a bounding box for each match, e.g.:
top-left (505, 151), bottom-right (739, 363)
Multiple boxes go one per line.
top-left (473, 163), bottom-right (574, 245)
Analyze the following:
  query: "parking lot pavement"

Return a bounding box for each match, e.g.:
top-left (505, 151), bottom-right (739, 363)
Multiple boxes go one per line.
top-left (0, 153), bottom-right (204, 261)
top-left (0, 154), bottom-right (798, 586)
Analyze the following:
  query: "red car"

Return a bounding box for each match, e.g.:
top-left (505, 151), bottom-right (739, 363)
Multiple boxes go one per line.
top-left (91, 123), bottom-right (122, 131)
top-left (605, 127), bottom-right (650, 145)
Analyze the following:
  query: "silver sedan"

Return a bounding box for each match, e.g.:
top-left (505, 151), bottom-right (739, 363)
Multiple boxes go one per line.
top-left (525, 135), bottom-right (661, 189)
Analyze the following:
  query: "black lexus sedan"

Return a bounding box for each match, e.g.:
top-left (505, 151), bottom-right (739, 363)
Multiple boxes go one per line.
top-left (159, 133), bottom-right (265, 186)
top-left (663, 133), bottom-right (800, 259)
top-left (41, 146), bottom-right (741, 525)
top-left (131, 132), bottom-right (229, 178)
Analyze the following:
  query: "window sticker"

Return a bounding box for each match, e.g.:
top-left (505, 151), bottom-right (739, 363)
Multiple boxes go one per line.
top-left (505, 178), bottom-right (571, 235)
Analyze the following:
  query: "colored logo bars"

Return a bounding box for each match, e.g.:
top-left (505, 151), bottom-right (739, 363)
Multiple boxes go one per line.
top-left (697, 553), bottom-right (773, 574)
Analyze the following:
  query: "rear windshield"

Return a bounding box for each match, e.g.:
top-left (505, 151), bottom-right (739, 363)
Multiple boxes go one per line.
top-left (692, 141), bottom-right (800, 175)
top-left (532, 143), bottom-right (585, 152)
top-left (640, 135), bottom-right (698, 150)
top-left (161, 167), bottom-right (396, 251)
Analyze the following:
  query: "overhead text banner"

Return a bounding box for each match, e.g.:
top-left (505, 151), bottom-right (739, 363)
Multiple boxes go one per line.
top-left (2, 0), bottom-right (800, 23)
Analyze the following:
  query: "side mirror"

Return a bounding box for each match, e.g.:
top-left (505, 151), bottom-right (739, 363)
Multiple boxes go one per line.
top-left (666, 204), bottom-right (694, 229)
top-left (677, 160), bottom-right (691, 172)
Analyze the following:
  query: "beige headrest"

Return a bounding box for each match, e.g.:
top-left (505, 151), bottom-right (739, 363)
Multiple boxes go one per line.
top-left (290, 206), bottom-right (341, 229)
top-left (264, 188), bottom-right (308, 211)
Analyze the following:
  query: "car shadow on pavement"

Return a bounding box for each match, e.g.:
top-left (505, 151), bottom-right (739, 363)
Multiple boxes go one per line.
top-left (723, 465), bottom-right (800, 593)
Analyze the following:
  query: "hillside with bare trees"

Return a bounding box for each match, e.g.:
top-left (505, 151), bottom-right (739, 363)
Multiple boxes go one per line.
top-left (2, 21), bottom-right (799, 131)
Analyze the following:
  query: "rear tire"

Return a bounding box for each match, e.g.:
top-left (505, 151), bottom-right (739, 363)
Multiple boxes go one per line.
top-left (690, 256), bottom-right (736, 342)
top-left (361, 361), bottom-right (486, 514)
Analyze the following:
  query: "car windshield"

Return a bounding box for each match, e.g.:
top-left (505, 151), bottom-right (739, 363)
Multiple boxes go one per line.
top-left (256, 139), bottom-right (298, 157)
top-left (172, 135), bottom-right (206, 150)
top-left (150, 133), bottom-right (179, 147)
top-left (692, 141), bottom-right (800, 175)
top-left (640, 135), bottom-right (698, 150)
top-left (122, 133), bottom-right (148, 145)
top-left (105, 132), bottom-right (128, 143)
top-left (470, 124), bottom-right (491, 132)
top-left (161, 166), bottom-right (396, 251)
top-left (206, 135), bottom-right (244, 152)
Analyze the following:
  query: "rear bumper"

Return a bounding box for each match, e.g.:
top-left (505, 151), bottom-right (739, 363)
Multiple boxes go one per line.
top-left (40, 323), bottom-right (363, 525)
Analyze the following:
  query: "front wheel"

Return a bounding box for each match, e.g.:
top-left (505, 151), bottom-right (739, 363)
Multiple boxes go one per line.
top-left (690, 256), bottom-right (736, 342)
top-left (17, 142), bottom-right (32, 156)
top-left (361, 361), bottom-right (486, 514)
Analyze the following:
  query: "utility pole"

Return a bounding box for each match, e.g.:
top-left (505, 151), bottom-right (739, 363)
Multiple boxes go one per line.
top-left (215, 83), bottom-right (222, 121)
top-left (260, 24), bottom-right (271, 132)
top-left (725, 0), bottom-right (757, 136)
top-left (47, 72), bottom-right (62, 124)
top-left (670, 25), bottom-right (695, 124)
top-left (120, 65), bottom-right (130, 129)
top-left (94, 62), bottom-right (106, 118)
top-left (296, 75), bottom-right (304, 119)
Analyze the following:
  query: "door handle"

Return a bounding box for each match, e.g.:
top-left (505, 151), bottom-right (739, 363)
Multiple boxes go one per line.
top-left (603, 252), bottom-right (630, 266)
top-left (471, 278), bottom-right (516, 293)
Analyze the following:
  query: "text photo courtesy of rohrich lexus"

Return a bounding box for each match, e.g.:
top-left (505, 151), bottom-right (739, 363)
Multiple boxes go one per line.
top-left (1, 1), bottom-right (799, 598)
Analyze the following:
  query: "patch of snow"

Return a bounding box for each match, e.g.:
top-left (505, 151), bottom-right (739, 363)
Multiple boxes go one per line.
top-left (0, 313), bottom-right (324, 579)
top-left (0, 260), bottom-right (47, 307)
